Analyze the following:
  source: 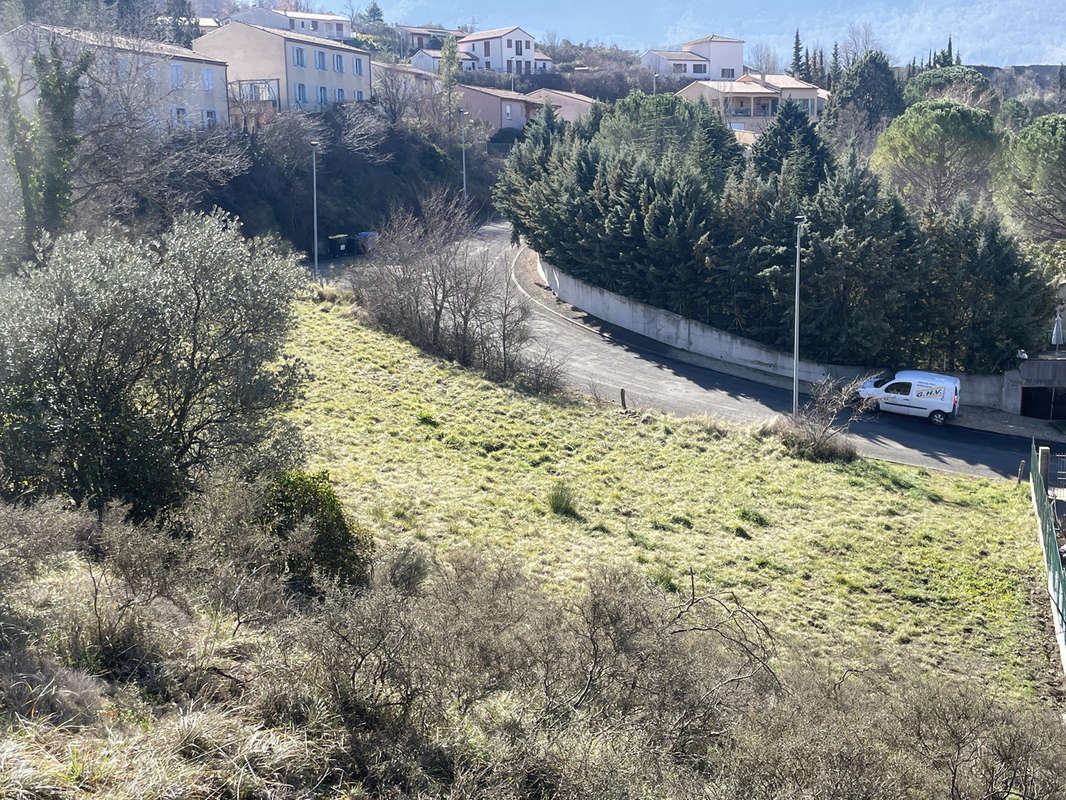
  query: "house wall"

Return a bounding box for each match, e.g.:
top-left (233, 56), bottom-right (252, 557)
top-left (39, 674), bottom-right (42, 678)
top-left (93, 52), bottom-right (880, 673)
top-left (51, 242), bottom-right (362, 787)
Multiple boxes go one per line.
top-left (226, 8), bottom-right (288, 30)
top-left (194, 23), bottom-right (286, 102)
top-left (1, 25), bottom-right (229, 128)
top-left (283, 14), bottom-right (351, 41)
top-left (194, 24), bottom-right (369, 111)
top-left (283, 39), bottom-right (370, 108)
top-left (684, 40), bottom-right (743, 78)
top-left (459, 29), bottom-right (535, 74)
top-left (640, 51), bottom-right (707, 77)
top-left (459, 85), bottom-right (504, 128)
top-left (409, 50), bottom-right (437, 72)
top-left (527, 90), bottom-right (592, 123)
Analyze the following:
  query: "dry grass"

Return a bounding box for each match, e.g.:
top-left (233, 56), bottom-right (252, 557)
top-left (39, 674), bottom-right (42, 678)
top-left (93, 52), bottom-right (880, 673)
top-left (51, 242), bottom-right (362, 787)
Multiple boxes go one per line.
top-left (289, 302), bottom-right (1057, 698)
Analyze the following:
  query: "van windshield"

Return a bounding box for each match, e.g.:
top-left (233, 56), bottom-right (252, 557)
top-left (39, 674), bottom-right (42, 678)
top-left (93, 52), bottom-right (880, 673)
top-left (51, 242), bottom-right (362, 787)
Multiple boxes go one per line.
top-left (873, 376), bottom-right (894, 388)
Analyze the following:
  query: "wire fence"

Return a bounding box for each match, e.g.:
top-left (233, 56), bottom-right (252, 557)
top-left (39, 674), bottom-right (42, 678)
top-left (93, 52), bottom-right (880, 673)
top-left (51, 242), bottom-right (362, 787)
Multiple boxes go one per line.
top-left (1030, 440), bottom-right (1066, 632)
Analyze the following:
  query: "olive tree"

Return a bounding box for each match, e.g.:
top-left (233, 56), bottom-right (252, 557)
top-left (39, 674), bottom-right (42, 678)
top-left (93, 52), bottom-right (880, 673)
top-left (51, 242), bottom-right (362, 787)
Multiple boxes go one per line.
top-left (0, 210), bottom-right (307, 518)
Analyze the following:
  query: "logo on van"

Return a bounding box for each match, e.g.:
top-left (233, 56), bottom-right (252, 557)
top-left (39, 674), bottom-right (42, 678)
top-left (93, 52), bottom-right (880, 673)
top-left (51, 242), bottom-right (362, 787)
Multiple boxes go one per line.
top-left (915, 386), bottom-right (945, 400)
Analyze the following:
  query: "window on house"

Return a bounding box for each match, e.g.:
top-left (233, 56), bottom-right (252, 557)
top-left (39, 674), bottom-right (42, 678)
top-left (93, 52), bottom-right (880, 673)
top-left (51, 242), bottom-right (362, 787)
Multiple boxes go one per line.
top-left (172, 106), bottom-right (187, 125)
top-left (353, 57), bottom-right (363, 75)
top-left (336, 22), bottom-right (343, 34)
top-left (485, 60), bottom-right (490, 70)
top-left (515, 39), bottom-right (522, 56)
top-left (293, 47), bottom-right (306, 67)
top-left (336, 87), bottom-right (345, 102)
top-left (318, 85), bottom-right (328, 104)
top-left (203, 109), bottom-right (217, 128)
top-left (202, 67), bottom-right (214, 92)
top-left (333, 53), bottom-right (344, 72)
top-left (506, 60), bottom-right (512, 73)
top-left (311, 20), bottom-right (318, 30)
top-left (692, 63), bottom-right (706, 74)
top-left (506, 38), bottom-right (512, 48)
top-left (170, 63), bottom-right (183, 88)
top-left (673, 62), bottom-right (687, 73)
top-left (356, 89), bottom-right (364, 100)
top-left (505, 103), bottom-right (512, 119)
top-left (299, 20), bottom-right (306, 28)
top-left (526, 40), bottom-right (531, 49)
top-left (315, 50), bottom-right (326, 70)
top-left (483, 41), bottom-right (490, 57)
top-left (416, 36), bottom-right (424, 48)
top-left (296, 83), bottom-right (307, 103)
top-left (720, 68), bottom-right (735, 78)
top-left (289, 18), bottom-right (295, 28)
top-left (525, 60), bottom-right (531, 73)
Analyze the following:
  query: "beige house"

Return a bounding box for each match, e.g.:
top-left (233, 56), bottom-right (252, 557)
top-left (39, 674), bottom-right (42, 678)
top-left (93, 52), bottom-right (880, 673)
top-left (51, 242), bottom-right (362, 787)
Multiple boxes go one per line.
top-left (0, 23), bottom-right (229, 129)
top-left (640, 34), bottom-right (744, 80)
top-left (525, 88), bottom-right (597, 123)
top-left (677, 79), bottom-right (779, 131)
top-left (409, 47), bottom-right (478, 73)
top-left (678, 72), bottom-right (829, 134)
top-left (458, 26), bottom-right (538, 75)
top-left (738, 73), bottom-right (825, 119)
top-left (192, 22), bottom-right (370, 115)
top-left (458, 84), bottom-right (540, 130)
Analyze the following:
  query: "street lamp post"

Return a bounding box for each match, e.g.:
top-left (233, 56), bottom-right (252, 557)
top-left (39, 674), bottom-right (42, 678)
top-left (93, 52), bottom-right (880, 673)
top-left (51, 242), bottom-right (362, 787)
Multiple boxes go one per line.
top-left (792, 215), bottom-right (806, 417)
top-left (311, 139), bottom-right (320, 283)
top-left (459, 108), bottom-right (468, 201)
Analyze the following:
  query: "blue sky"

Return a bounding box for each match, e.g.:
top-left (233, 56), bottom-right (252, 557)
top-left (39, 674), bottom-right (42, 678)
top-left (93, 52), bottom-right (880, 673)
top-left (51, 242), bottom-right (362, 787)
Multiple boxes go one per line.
top-left (329, 0), bottom-right (1066, 67)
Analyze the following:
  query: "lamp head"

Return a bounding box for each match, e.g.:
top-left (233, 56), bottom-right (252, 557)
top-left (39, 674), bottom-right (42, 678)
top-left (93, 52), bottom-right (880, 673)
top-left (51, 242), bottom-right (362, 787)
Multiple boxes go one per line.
top-left (795, 215), bottom-right (807, 224)
top-left (310, 139), bottom-right (320, 148)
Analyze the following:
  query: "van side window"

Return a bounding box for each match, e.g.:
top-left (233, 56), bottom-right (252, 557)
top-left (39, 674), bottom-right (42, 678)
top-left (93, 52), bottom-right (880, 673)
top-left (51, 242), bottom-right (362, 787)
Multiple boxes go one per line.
top-left (884, 382), bottom-right (912, 395)
top-left (873, 376), bottom-right (893, 388)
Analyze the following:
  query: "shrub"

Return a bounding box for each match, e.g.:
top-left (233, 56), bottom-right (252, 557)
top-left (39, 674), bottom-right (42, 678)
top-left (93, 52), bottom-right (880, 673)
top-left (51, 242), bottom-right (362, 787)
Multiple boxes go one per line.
top-left (547, 481), bottom-right (578, 517)
top-left (263, 470), bottom-right (373, 588)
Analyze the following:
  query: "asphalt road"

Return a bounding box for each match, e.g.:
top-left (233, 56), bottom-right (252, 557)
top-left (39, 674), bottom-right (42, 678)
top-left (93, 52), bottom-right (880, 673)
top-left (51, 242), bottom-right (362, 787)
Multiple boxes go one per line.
top-left (471, 223), bottom-right (1045, 481)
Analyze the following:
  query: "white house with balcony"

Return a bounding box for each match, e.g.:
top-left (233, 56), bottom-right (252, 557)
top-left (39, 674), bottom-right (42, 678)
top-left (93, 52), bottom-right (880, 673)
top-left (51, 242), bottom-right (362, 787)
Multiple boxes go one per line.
top-left (458, 26), bottom-right (539, 76)
top-left (395, 24), bottom-right (465, 58)
top-left (0, 23), bottom-right (230, 129)
top-left (192, 22), bottom-right (370, 115)
top-left (640, 33), bottom-right (743, 81)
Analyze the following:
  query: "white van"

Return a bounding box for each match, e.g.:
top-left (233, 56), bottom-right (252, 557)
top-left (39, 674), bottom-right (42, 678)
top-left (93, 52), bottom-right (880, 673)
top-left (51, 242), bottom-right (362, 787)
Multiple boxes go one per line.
top-left (858, 370), bottom-right (960, 425)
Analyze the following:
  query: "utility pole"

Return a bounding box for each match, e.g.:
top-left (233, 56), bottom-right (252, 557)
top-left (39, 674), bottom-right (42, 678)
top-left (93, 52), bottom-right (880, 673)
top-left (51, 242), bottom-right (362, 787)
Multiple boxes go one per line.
top-left (311, 139), bottom-right (320, 283)
top-left (652, 72), bottom-right (658, 94)
top-left (793, 215), bottom-right (806, 417)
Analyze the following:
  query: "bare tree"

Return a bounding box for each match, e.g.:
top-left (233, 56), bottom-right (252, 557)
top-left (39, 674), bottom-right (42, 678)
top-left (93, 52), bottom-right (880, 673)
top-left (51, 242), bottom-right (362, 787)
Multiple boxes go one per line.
top-left (747, 42), bottom-right (780, 75)
top-left (340, 101), bottom-right (390, 162)
top-left (356, 187), bottom-right (560, 389)
top-left (761, 374), bottom-right (876, 462)
top-left (373, 63), bottom-right (430, 125)
top-left (843, 22), bottom-right (883, 65)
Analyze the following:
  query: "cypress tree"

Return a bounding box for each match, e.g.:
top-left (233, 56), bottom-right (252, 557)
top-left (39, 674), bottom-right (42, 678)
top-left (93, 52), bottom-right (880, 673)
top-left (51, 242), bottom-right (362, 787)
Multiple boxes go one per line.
top-left (828, 43), bottom-right (842, 90)
top-left (751, 99), bottom-right (833, 185)
top-left (791, 29), bottom-right (803, 77)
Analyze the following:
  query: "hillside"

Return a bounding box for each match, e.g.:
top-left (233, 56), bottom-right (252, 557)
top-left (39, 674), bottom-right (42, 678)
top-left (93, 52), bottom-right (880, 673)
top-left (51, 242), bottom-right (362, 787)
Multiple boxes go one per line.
top-left (292, 301), bottom-right (1058, 697)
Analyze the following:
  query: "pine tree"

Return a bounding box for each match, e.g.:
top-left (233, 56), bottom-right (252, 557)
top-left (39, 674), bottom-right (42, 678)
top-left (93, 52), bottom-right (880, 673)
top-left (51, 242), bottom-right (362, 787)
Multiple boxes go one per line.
top-left (164, 0), bottom-right (200, 48)
top-left (828, 43), bottom-right (842, 90)
top-left (802, 46), bottom-right (812, 81)
top-left (1058, 63), bottom-right (1065, 105)
top-left (791, 29), bottom-right (803, 77)
top-left (363, 0), bottom-right (384, 24)
top-left (750, 99), bottom-right (833, 189)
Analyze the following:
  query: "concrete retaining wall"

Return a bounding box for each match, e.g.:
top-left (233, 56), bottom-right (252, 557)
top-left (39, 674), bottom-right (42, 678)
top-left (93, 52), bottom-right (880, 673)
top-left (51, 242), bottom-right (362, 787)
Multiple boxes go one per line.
top-left (538, 258), bottom-right (1019, 412)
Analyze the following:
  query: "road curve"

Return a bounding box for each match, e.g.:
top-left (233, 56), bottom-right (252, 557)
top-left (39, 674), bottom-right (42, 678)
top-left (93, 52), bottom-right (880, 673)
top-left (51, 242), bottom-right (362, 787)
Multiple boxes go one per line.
top-left (476, 222), bottom-right (1043, 481)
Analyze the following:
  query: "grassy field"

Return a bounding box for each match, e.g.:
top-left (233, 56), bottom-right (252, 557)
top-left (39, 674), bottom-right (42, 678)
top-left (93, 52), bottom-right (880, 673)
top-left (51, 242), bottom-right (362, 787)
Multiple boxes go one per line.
top-left (291, 301), bottom-right (1058, 698)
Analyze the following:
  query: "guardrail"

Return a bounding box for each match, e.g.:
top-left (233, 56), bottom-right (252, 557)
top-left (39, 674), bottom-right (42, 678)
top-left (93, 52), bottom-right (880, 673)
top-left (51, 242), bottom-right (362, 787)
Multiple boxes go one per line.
top-left (1030, 440), bottom-right (1066, 676)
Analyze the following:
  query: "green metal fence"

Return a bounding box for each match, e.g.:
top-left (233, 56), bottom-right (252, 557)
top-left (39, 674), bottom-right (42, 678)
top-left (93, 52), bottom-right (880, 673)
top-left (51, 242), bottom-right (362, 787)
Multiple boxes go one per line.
top-left (1030, 440), bottom-right (1066, 628)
